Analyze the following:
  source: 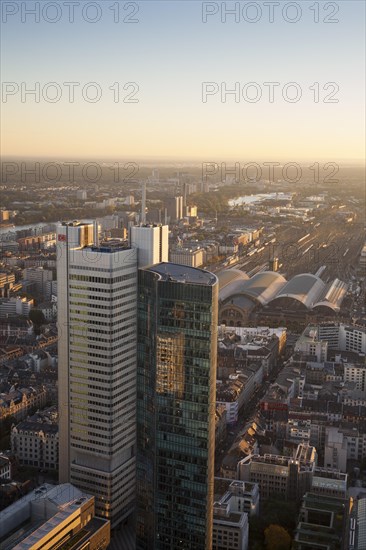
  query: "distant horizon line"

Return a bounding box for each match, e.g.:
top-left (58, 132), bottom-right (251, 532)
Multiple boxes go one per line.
top-left (1, 155), bottom-right (365, 166)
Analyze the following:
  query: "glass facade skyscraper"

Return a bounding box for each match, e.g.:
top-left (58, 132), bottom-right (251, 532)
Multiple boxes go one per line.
top-left (136, 263), bottom-right (218, 550)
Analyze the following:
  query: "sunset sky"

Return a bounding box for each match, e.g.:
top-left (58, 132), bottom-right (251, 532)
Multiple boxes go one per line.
top-left (1, 0), bottom-right (365, 161)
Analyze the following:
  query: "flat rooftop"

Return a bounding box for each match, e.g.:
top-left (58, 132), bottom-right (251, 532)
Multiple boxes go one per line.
top-left (147, 262), bottom-right (217, 286)
top-left (301, 493), bottom-right (348, 513)
top-left (85, 244), bottom-right (132, 254)
top-left (61, 221), bottom-right (92, 227)
top-left (0, 484), bottom-right (95, 549)
top-left (313, 467), bottom-right (347, 481)
top-left (213, 510), bottom-right (244, 525)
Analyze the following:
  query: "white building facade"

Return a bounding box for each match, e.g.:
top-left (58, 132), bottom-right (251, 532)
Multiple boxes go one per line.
top-left (57, 222), bottom-right (137, 527)
top-left (344, 364), bottom-right (366, 393)
top-left (129, 224), bottom-right (168, 268)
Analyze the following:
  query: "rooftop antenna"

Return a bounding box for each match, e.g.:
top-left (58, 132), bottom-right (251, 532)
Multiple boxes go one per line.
top-left (141, 181), bottom-right (146, 224)
top-left (93, 220), bottom-right (99, 247)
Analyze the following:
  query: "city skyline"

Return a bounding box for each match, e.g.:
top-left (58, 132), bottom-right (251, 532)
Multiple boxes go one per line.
top-left (0, 1), bottom-right (365, 548)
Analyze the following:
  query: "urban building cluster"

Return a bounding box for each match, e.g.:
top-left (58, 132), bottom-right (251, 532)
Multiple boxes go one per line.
top-left (0, 173), bottom-right (365, 549)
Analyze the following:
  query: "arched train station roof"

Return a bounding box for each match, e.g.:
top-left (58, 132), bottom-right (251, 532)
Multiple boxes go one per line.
top-left (218, 269), bottom-right (346, 312)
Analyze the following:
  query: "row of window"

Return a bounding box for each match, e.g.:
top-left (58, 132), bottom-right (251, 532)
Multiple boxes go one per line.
top-left (70, 291), bottom-right (137, 302)
top-left (70, 262), bottom-right (135, 273)
top-left (70, 334), bottom-right (135, 352)
top-left (68, 313), bottom-right (136, 327)
top-left (70, 300), bottom-right (135, 311)
top-left (71, 322), bottom-right (137, 344)
top-left (70, 310), bottom-right (134, 320)
top-left (70, 283), bottom-right (135, 294)
top-left (69, 273), bottom-right (136, 284)
top-left (70, 351), bottom-right (136, 370)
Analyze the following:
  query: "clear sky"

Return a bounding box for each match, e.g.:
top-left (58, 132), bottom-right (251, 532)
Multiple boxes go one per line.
top-left (1, 0), bottom-right (365, 161)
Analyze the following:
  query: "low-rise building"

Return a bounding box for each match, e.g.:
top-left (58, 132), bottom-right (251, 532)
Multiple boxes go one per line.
top-left (311, 467), bottom-right (348, 499)
top-left (37, 301), bottom-right (56, 321)
top-left (216, 364), bottom-right (263, 425)
top-left (170, 247), bottom-right (204, 267)
top-left (26, 350), bottom-right (52, 372)
top-left (295, 329), bottom-right (328, 362)
top-left (214, 479), bottom-right (260, 517)
top-left (220, 422), bottom-right (262, 479)
top-left (11, 418), bottom-right (59, 470)
top-left (23, 267), bottom-right (54, 294)
top-left (0, 210), bottom-right (10, 222)
top-left (344, 363), bottom-right (366, 393)
top-left (286, 419), bottom-right (312, 444)
top-left (293, 492), bottom-right (351, 550)
top-left (0, 455), bottom-right (11, 480)
top-left (213, 502), bottom-right (249, 550)
top-left (216, 405), bottom-right (227, 454)
top-left (0, 483), bottom-right (110, 549)
top-left (0, 345), bottom-right (24, 365)
top-left (18, 233), bottom-right (56, 251)
top-left (324, 425), bottom-right (366, 467)
top-left (0, 297), bottom-right (34, 318)
top-left (0, 386), bottom-right (48, 423)
top-left (44, 280), bottom-right (57, 300)
top-left (324, 427), bottom-right (348, 472)
top-left (0, 272), bottom-right (16, 298)
top-left (238, 444), bottom-right (317, 501)
top-left (216, 378), bottom-right (244, 425)
top-left (307, 322), bottom-right (366, 355)
top-left (218, 326), bottom-right (285, 377)
top-left (213, 480), bottom-right (256, 550)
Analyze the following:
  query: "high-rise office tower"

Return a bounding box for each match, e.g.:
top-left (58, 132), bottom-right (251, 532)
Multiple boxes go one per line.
top-left (129, 224), bottom-right (169, 268)
top-left (166, 196), bottom-right (184, 222)
top-left (57, 221), bottom-right (137, 526)
top-left (136, 262), bottom-right (218, 549)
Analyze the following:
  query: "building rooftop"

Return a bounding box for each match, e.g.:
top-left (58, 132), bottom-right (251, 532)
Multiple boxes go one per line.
top-left (300, 492), bottom-right (349, 513)
top-left (312, 468), bottom-right (347, 488)
top-left (218, 269), bottom-right (249, 290)
top-left (213, 505), bottom-right (245, 526)
top-left (0, 483), bottom-right (106, 550)
top-left (85, 244), bottom-right (132, 254)
top-left (273, 273), bottom-right (325, 309)
top-left (61, 221), bottom-right (92, 227)
top-left (219, 270), bottom-right (286, 305)
top-left (218, 270), bottom-right (347, 312)
top-left (147, 262), bottom-right (217, 286)
top-left (14, 420), bottom-right (58, 435)
top-left (214, 478), bottom-right (259, 500)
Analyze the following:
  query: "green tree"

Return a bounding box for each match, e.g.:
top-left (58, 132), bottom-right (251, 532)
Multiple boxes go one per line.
top-left (29, 309), bottom-right (46, 334)
top-left (29, 309), bottom-right (46, 325)
top-left (262, 497), bottom-right (298, 532)
top-left (264, 524), bottom-right (291, 550)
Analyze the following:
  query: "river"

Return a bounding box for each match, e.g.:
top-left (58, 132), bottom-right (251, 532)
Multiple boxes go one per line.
top-left (228, 192), bottom-right (293, 207)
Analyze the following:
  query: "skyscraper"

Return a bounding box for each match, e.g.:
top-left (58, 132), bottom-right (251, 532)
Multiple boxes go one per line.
top-left (136, 262), bottom-right (218, 549)
top-left (57, 221), bottom-right (137, 526)
top-left (129, 224), bottom-right (169, 268)
top-left (166, 196), bottom-right (184, 222)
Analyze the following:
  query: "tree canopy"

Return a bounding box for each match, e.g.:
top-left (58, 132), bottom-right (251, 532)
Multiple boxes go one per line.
top-left (264, 524), bottom-right (292, 550)
top-left (29, 309), bottom-right (46, 326)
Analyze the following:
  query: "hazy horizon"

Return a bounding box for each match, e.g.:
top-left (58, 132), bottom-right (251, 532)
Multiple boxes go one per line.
top-left (1, 1), bottom-right (364, 161)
